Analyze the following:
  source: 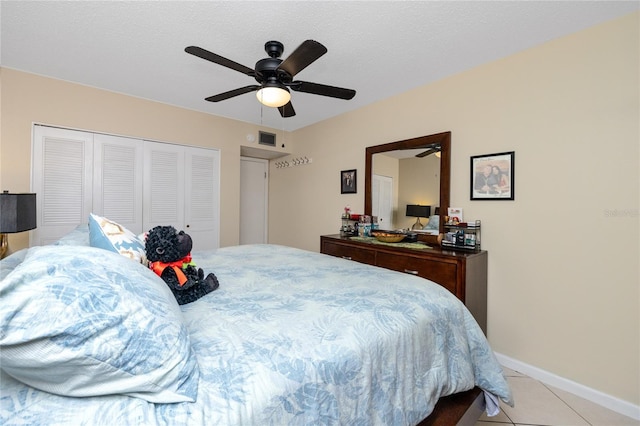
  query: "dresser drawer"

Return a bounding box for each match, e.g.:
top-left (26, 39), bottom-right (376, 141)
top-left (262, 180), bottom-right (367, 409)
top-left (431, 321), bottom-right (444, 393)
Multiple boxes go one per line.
top-left (321, 241), bottom-right (376, 265)
top-left (375, 251), bottom-right (458, 295)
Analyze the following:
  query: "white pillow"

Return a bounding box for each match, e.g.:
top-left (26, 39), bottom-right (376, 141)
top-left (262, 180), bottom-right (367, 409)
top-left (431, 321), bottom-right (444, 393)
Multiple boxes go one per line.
top-left (54, 224), bottom-right (90, 246)
top-left (0, 245), bottom-right (199, 403)
top-left (88, 213), bottom-right (147, 264)
top-left (424, 214), bottom-right (440, 230)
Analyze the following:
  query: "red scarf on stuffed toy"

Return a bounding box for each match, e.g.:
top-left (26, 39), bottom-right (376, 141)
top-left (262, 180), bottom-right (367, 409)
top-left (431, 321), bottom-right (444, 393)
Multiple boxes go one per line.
top-left (149, 254), bottom-right (193, 286)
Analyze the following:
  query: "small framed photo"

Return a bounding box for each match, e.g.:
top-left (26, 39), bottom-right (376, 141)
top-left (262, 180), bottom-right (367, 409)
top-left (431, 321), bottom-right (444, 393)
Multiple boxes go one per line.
top-left (470, 151), bottom-right (514, 200)
top-left (341, 169), bottom-right (357, 194)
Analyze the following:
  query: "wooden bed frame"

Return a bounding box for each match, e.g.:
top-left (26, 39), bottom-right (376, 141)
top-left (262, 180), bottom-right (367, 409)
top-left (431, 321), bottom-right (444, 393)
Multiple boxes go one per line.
top-left (418, 387), bottom-right (484, 426)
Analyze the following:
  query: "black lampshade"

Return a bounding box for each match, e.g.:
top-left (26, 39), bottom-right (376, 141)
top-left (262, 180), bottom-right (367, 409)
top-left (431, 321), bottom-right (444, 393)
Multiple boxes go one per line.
top-left (0, 192), bottom-right (37, 233)
top-left (405, 204), bottom-right (431, 218)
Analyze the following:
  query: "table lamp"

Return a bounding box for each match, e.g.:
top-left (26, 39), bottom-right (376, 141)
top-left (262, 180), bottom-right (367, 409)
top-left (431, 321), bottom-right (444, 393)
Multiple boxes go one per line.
top-left (0, 191), bottom-right (37, 259)
top-left (405, 204), bottom-right (431, 230)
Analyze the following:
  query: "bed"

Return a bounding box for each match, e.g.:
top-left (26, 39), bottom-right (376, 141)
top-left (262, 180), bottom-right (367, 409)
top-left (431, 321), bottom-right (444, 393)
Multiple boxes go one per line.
top-left (0, 224), bottom-right (512, 425)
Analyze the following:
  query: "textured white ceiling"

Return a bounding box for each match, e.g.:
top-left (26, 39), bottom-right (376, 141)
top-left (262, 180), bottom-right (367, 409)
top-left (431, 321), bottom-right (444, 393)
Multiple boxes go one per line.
top-left (1, 1), bottom-right (637, 131)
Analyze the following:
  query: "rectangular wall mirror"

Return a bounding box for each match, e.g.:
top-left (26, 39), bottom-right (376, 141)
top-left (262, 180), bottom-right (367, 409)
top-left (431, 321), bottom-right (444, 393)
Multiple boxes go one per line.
top-left (365, 131), bottom-right (451, 245)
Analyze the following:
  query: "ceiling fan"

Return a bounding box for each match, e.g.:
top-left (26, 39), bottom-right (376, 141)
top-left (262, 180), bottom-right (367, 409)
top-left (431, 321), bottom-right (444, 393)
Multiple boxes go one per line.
top-left (185, 40), bottom-right (356, 118)
top-left (415, 144), bottom-right (442, 158)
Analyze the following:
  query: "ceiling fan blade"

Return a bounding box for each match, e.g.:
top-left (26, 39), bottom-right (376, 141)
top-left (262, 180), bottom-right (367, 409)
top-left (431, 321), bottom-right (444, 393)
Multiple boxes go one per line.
top-left (290, 81), bottom-right (356, 100)
top-left (205, 85), bottom-right (260, 102)
top-left (185, 46), bottom-right (255, 76)
top-left (277, 40), bottom-right (327, 78)
top-left (416, 148), bottom-right (438, 158)
top-left (278, 101), bottom-right (296, 118)
top-left (415, 143), bottom-right (442, 157)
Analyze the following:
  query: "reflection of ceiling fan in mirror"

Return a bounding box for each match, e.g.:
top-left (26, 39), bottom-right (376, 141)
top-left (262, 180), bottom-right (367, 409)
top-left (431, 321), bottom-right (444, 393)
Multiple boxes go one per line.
top-left (415, 144), bottom-right (442, 158)
top-left (185, 40), bottom-right (356, 118)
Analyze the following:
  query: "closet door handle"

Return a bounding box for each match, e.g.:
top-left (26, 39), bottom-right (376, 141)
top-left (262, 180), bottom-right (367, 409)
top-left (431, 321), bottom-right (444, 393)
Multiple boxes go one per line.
top-left (404, 269), bottom-right (419, 275)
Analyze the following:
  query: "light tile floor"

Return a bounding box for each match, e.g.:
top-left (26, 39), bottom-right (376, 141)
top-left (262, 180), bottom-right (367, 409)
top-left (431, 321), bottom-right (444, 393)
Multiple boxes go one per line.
top-left (476, 367), bottom-right (639, 426)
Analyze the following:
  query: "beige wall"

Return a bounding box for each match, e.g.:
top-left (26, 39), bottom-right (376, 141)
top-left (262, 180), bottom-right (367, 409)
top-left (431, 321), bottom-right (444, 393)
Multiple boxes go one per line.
top-left (1, 12), bottom-right (638, 409)
top-left (271, 13), bottom-right (639, 406)
top-left (398, 155), bottom-right (440, 229)
top-left (0, 68), bottom-right (291, 249)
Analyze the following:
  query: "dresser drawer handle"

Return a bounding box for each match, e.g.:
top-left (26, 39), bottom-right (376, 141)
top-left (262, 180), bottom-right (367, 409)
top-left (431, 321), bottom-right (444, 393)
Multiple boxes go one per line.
top-left (341, 256), bottom-right (352, 260)
top-left (404, 269), bottom-right (419, 275)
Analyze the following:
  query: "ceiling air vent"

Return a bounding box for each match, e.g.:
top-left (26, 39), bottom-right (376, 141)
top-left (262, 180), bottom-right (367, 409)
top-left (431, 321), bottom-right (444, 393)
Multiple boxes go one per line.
top-left (259, 131), bottom-right (276, 147)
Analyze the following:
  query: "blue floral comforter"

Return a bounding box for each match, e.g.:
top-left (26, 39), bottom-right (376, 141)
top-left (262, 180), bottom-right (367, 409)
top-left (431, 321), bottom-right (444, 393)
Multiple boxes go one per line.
top-left (1, 242), bottom-right (512, 425)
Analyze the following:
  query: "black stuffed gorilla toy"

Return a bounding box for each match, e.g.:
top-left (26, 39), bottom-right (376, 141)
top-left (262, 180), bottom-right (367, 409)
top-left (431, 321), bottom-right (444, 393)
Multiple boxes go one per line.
top-left (145, 225), bottom-right (219, 305)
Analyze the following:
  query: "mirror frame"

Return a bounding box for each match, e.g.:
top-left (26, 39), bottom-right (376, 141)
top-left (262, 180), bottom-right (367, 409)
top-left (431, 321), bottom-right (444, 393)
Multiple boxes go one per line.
top-left (365, 131), bottom-right (451, 244)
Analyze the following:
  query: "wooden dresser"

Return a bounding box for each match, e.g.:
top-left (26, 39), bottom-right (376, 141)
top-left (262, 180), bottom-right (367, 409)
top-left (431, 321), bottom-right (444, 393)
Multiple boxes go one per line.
top-left (320, 234), bottom-right (488, 334)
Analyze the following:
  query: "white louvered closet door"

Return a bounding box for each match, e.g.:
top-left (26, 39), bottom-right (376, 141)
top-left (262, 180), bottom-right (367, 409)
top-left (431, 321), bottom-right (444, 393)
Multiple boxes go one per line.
top-left (31, 126), bottom-right (94, 245)
top-left (143, 141), bottom-right (185, 234)
top-left (184, 147), bottom-right (219, 250)
top-left (143, 142), bottom-right (219, 250)
top-left (32, 125), bottom-right (220, 248)
top-left (93, 134), bottom-right (144, 233)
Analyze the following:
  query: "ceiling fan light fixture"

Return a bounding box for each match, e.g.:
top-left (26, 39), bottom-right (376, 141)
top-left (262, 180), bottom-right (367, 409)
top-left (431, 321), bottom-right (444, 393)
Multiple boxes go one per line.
top-left (256, 85), bottom-right (291, 108)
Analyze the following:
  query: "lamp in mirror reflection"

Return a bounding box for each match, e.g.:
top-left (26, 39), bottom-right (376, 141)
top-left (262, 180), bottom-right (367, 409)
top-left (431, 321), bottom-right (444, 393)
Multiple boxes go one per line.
top-left (405, 204), bottom-right (430, 230)
top-left (0, 191), bottom-right (37, 259)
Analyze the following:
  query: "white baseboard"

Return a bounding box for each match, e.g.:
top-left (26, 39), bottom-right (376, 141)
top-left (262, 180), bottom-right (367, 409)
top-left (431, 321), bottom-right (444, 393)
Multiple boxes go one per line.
top-left (494, 352), bottom-right (640, 421)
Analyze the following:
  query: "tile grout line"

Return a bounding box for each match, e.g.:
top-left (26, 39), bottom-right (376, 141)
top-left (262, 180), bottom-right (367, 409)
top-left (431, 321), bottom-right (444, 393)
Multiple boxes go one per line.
top-left (541, 382), bottom-right (594, 426)
top-left (500, 371), bottom-right (596, 426)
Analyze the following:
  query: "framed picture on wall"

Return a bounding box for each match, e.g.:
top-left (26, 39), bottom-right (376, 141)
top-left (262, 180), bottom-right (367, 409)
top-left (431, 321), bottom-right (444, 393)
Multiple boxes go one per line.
top-left (470, 151), bottom-right (515, 200)
top-left (341, 169), bottom-right (357, 194)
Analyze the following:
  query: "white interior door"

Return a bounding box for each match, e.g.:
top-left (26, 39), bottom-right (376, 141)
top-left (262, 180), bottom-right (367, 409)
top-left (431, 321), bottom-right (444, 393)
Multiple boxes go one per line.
top-left (240, 157), bottom-right (268, 245)
top-left (372, 174), bottom-right (394, 230)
